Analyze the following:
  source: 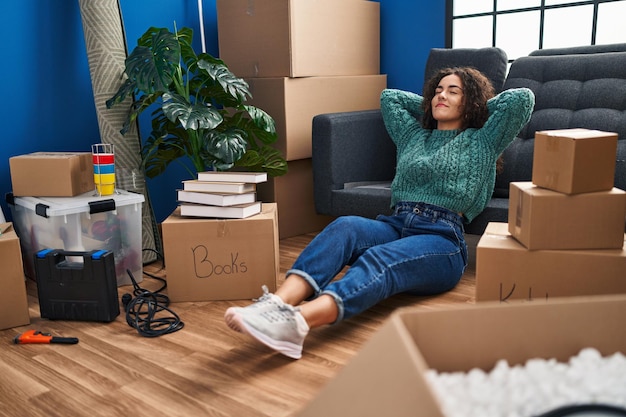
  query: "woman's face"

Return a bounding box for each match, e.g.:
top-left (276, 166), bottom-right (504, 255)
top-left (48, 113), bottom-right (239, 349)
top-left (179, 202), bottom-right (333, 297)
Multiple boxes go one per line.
top-left (431, 74), bottom-right (465, 130)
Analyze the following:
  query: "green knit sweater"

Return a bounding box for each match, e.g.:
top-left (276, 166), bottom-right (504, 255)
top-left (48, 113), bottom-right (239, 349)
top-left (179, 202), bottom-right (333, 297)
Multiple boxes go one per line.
top-left (380, 87), bottom-right (535, 222)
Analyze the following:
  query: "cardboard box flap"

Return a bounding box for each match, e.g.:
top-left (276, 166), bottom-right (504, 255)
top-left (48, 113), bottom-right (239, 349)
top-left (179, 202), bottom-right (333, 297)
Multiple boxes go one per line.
top-left (401, 301), bottom-right (609, 372)
top-left (297, 312), bottom-right (445, 417)
top-left (537, 128), bottom-right (618, 139)
top-left (12, 152), bottom-right (92, 159)
top-left (0, 222), bottom-right (13, 236)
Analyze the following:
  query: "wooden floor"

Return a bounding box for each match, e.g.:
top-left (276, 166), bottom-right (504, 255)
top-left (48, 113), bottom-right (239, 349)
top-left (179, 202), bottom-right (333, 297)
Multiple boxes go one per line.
top-left (0, 232), bottom-right (477, 417)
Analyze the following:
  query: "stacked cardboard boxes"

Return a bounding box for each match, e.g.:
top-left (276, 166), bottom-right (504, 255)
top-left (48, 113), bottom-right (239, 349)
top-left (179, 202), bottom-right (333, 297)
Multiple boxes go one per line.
top-left (476, 129), bottom-right (626, 302)
top-left (216, 0), bottom-right (387, 238)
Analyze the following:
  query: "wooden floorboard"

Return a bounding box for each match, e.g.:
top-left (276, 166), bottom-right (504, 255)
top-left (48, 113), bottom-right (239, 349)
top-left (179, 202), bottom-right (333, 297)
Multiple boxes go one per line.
top-left (0, 232), bottom-right (477, 417)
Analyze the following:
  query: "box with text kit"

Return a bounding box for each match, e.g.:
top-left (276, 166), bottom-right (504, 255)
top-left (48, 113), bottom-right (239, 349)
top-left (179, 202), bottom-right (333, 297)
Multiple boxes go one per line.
top-left (216, 0), bottom-right (380, 78)
top-left (6, 190), bottom-right (144, 287)
top-left (297, 294), bottom-right (626, 417)
top-left (0, 223), bottom-right (30, 330)
top-left (161, 203), bottom-right (279, 302)
top-left (476, 222), bottom-right (626, 302)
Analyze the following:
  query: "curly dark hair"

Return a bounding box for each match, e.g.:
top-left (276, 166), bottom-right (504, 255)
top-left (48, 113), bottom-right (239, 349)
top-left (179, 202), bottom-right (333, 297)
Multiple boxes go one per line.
top-left (421, 67), bottom-right (504, 172)
top-left (421, 67), bottom-right (495, 131)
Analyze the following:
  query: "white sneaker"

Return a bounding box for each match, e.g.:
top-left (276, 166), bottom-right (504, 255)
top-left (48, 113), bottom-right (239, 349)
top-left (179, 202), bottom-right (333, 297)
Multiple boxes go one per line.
top-left (224, 285), bottom-right (284, 333)
top-left (238, 303), bottom-right (309, 359)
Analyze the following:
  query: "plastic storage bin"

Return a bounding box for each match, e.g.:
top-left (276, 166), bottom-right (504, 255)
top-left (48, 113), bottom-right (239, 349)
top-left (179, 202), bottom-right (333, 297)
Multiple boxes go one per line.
top-left (8, 189), bottom-right (144, 286)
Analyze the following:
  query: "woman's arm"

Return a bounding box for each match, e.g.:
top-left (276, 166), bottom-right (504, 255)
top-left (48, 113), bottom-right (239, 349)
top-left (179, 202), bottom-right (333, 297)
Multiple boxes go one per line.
top-left (483, 88), bottom-right (535, 153)
top-left (380, 89), bottom-right (425, 146)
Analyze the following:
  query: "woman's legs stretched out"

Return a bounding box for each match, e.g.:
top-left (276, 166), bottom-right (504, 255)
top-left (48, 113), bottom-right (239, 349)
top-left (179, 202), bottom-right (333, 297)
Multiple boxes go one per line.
top-left (224, 204), bottom-right (467, 359)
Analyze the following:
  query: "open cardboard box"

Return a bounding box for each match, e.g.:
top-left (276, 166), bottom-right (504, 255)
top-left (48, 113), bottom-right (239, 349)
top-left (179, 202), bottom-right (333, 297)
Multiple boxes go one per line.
top-left (296, 294), bottom-right (626, 417)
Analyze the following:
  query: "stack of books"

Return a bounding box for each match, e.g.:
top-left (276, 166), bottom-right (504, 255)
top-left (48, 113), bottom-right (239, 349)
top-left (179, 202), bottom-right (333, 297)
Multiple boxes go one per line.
top-left (178, 171), bottom-right (268, 219)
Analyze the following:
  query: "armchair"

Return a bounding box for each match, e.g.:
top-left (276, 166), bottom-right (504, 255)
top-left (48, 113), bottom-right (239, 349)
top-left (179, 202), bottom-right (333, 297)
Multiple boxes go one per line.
top-left (312, 47), bottom-right (509, 229)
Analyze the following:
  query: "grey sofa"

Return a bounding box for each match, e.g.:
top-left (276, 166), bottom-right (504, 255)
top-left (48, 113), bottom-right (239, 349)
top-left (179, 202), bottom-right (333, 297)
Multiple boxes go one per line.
top-left (312, 43), bottom-right (626, 235)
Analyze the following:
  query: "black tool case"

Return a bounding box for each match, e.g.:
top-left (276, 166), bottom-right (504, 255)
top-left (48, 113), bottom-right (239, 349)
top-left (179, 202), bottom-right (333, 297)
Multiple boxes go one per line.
top-left (34, 249), bottom-right (120, 322)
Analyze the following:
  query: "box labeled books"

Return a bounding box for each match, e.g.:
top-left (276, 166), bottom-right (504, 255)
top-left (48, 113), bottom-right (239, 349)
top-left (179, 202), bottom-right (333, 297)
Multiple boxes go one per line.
top-left (161, 203), bottom-right (279, 301)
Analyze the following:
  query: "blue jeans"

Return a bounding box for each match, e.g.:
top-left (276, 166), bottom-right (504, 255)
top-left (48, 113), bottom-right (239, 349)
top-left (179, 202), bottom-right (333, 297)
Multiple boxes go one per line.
top-left (286, 202), bottom-right (468, 323)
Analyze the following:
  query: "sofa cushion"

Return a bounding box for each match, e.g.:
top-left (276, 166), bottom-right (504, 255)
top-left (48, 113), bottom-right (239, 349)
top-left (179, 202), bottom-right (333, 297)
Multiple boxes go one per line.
top-left (528, 43), bottom-right (626, 56)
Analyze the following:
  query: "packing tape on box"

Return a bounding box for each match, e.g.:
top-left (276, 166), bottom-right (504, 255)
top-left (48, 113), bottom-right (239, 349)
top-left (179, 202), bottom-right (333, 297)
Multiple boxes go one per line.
top-left (217, 220), bottom-right (227, 238)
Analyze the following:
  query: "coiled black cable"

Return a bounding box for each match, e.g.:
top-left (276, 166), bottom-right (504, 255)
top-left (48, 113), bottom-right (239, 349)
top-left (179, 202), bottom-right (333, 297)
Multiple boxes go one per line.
top-left (535, 404), bottom-right (626, 416)
top-left (122, 250), bottom-right (184, 337)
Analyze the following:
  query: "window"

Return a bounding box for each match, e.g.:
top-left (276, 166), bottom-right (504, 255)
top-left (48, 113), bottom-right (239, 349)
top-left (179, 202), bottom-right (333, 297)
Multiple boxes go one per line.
top-left (447, 0), bottom-right (626, 60)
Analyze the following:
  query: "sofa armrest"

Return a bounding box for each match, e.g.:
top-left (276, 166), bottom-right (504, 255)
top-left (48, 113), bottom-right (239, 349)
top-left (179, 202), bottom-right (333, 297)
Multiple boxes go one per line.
top-left (312, 109), bottom-right (397, 216)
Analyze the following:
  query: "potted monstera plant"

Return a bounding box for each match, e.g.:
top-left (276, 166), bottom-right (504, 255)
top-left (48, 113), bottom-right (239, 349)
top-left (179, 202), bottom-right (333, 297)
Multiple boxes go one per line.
top-left (106, 26), bottom-right (287, 179)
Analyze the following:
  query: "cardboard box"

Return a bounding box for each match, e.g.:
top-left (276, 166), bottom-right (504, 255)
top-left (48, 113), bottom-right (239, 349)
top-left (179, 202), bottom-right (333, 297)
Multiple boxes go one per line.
top-left (0, 223), bottom-right (30, 330)
top-left (532, 129), bottom-right (618, 194)
top-left (508, 182), bottom-right (626, 250)
top-left (8, 190), bottom-right (144, 286)
top-left (161, 203), bottom-right (280, 301)
top-left (257, 159), bottom-right (334, 239)
top-left (296, 294), bottom-right (626, 417)
top-left (9, 152), bottom-right (95, 197)
top-left (216, 0), bottom-right (380, 78)
top-left (247, 75), bottom-right (387, 161)
top-left (476, 222), bottom-right (626, 302)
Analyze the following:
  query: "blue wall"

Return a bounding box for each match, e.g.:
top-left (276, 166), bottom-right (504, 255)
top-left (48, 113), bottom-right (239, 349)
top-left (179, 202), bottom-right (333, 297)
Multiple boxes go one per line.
top-left (0, 0), bottom-right (444, 223)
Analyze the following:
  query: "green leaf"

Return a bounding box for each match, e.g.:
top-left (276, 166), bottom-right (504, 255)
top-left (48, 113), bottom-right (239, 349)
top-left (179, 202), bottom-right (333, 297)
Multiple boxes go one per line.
top-left (235, 146), bottom-right (288, 177)
top-left (177, 27), bottom-right (198, 70)
top-left (106, 78), bottom-right (136, 109)
top-left (140, 131), bottom-right (188, 178)
top-left (162, 92), bottom-right (223, 130)
top-left (119, 92), bottom-right (163, 135)
top-left (258, 146), bottom-right (288, 177)
top-left (198, 60), bottom-right (250, 102)
top-left (204, 129), bottom-right (248, 166)
top-left (244, 105), bottom-right (277, 138)
top-left (125, 28), bottom-right (181, 93)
